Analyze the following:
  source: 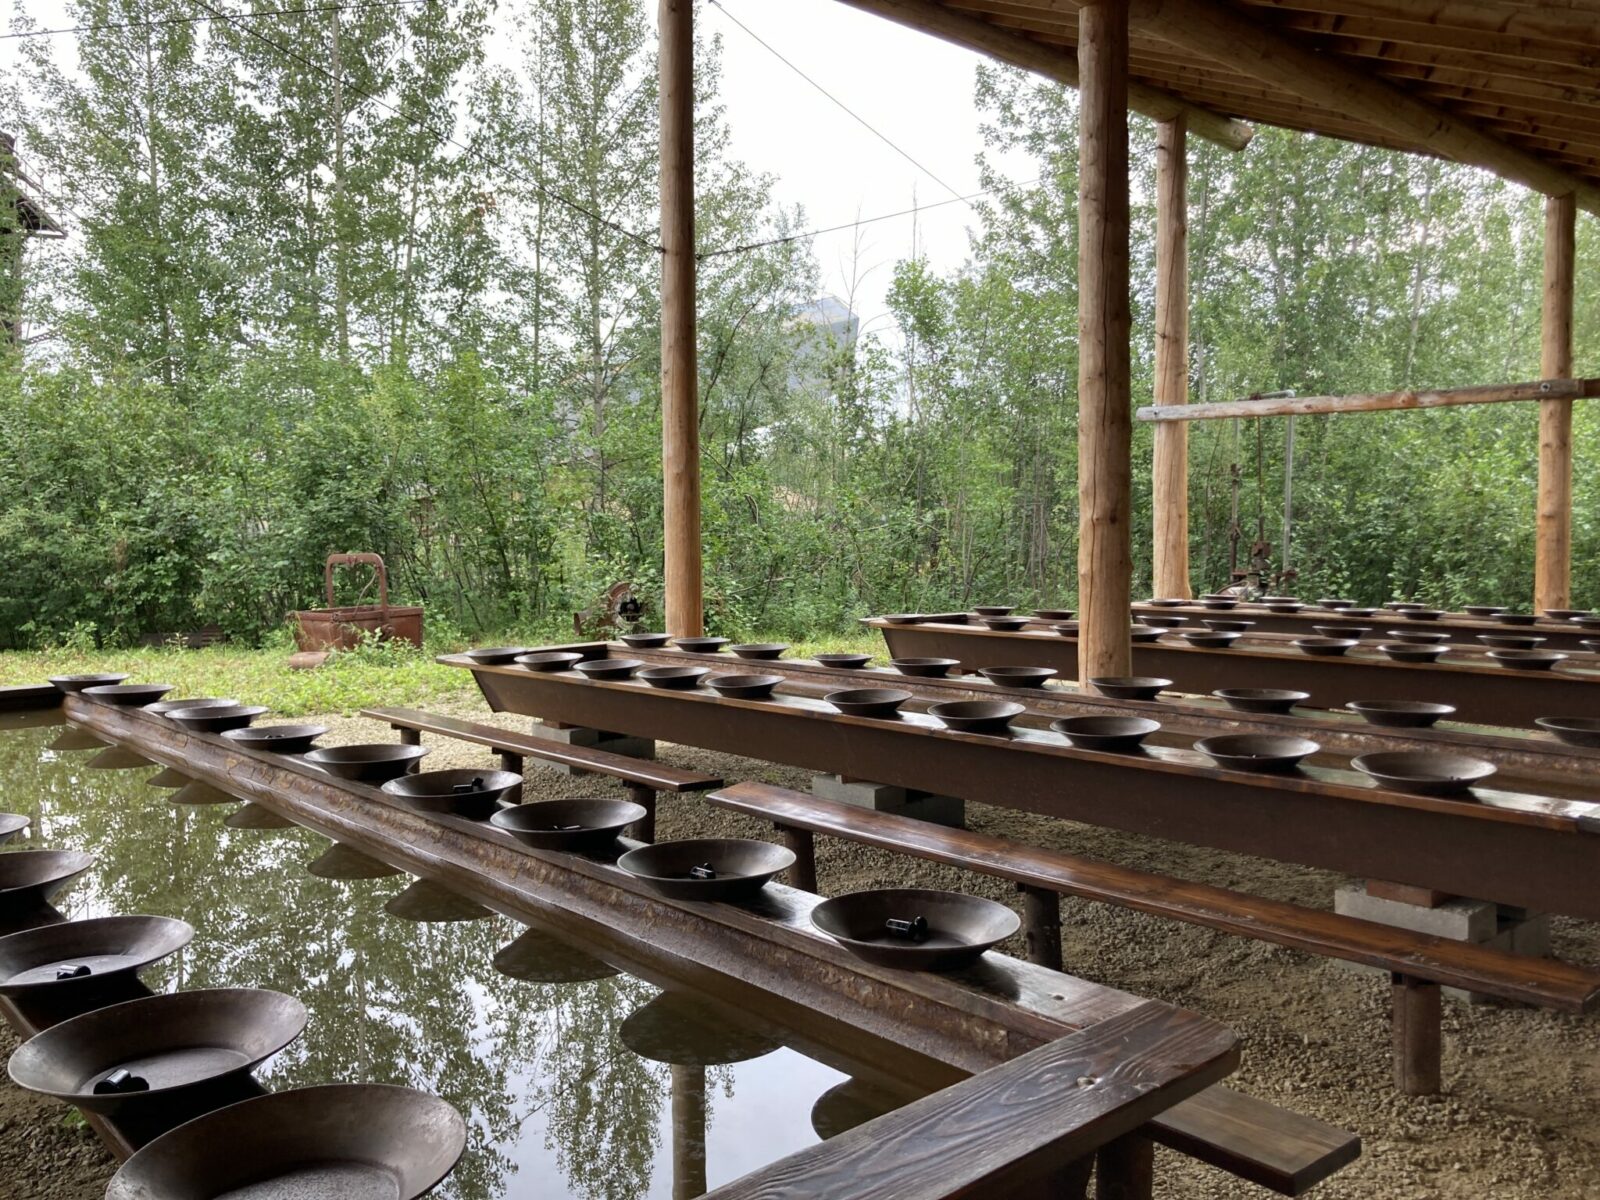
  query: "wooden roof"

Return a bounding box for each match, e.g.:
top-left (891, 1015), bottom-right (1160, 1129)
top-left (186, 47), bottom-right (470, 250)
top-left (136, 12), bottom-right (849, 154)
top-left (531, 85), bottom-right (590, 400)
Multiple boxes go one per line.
top-left (836, 0), bottom-right (1600, 214)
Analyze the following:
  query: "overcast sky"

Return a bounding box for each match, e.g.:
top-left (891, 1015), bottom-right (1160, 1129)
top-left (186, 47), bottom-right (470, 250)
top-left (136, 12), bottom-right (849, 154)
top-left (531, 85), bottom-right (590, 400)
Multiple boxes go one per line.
top-left (706, 0), bottom-right (1021, 337)
top-left (4, 0), bottom-right (1025, 336)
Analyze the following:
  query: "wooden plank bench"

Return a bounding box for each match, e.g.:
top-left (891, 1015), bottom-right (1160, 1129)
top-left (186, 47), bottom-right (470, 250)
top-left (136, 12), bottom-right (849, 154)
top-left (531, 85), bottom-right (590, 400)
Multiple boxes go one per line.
top-left (709, 781), bottom-right (1600, 1100)
top-left (362, 707), bottom-right (721, 841)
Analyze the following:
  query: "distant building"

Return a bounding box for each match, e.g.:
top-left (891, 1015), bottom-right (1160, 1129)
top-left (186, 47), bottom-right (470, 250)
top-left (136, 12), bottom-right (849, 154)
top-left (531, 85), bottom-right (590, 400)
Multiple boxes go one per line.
top-left (789, 295), bottom-right (858, 393)
top-left (1, 130), bottom-right (64, 350)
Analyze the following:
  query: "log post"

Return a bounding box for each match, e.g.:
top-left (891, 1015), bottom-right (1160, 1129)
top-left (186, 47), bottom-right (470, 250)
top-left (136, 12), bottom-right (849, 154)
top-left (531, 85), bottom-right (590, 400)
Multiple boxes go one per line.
top-left (660, 0), bottom-right (703, 638)
top-left (1536, 193), bottom-right (1575, 614)
top-left (1077, 0), bottom-right (1134, 681)
top-left (1151, 115), bottom-right (1190, 601)
top-left (1390, 972), bottom-right (1442, 1096)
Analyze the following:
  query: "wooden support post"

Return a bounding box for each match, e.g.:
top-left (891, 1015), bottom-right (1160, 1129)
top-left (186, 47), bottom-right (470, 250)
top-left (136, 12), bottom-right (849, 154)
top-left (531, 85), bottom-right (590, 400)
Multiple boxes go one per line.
top-left (1095, 1133), bottom-right (1155, 1200)
top-left (396, 726), bottom-right (421, 746)
top-left (1019, 884), bottom-right (1063, 972)
top-left (780, 825), bottom-right (818, 893)
top-left (1536, 192), bottom-right (1576, 614)
top-left (660, 0), bottom-right (703, 638)
top-left (626, 782), bottom-right (657, 844)
top-left (1391, 972), bottom-right (1442, 1096)
top-left (1077, 0), bottom-right (1134, 681)
top-left (498, 750), bottom-right (523, 805)
top-left (1016, 1156), bottom-right (1094, 1200)
top-left (1151, 115), bottom-right (1190, 601)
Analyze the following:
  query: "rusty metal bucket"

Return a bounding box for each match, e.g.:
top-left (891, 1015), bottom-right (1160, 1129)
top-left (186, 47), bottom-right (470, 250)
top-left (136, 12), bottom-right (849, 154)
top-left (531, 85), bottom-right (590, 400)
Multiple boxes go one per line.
top-left (293, 554), bottom-right (422, 653)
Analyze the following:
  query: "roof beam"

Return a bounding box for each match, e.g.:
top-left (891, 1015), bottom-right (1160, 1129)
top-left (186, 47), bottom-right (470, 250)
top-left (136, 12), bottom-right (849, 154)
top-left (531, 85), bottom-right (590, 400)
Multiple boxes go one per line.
top-left (831, 0), bottom-right (1255, 150)
top-left (1129, 0), bottom-right (1600, 213)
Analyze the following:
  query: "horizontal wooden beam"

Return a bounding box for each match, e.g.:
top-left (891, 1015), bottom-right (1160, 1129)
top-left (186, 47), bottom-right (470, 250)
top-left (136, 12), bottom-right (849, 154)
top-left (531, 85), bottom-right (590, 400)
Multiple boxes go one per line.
top-left (831, 0), bottom-right (1255, 150)
top-left (706, 1003), bottom-right (1237, 1200)
top-left (1137, 377), bottom-right (1600, 421)
top-left (1129, 0), bottom-right (1600, 213)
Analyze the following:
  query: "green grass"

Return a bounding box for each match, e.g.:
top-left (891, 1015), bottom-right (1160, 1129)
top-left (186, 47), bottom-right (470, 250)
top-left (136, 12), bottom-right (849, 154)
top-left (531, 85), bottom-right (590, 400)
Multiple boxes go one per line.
top-left (0, 644), bottom-right (477, 718)
top-left (0, 628), bottom-right (886, 718)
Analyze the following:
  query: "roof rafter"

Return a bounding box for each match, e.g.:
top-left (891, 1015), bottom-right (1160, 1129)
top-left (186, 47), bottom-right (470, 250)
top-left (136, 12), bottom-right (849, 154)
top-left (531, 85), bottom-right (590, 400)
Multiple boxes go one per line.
top-left (832, 0), bottom-right (1256, 149)
top-left (1128, 0), bottom-right (1600, 213)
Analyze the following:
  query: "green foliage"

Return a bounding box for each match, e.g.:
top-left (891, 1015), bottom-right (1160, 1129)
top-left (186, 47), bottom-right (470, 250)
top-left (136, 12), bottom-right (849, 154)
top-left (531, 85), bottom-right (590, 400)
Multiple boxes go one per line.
top-left (5, 8), bottom-right (1599, 655)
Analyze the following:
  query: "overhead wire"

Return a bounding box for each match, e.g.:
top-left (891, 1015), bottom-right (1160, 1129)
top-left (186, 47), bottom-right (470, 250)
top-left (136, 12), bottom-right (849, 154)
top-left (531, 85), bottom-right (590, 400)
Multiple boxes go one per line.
top-left (705, 0), bottom-right (970, 207)
top-left (12, 0), bottom-right (1041, 262)
top-left (699, 176), bottom-right (1038, 261)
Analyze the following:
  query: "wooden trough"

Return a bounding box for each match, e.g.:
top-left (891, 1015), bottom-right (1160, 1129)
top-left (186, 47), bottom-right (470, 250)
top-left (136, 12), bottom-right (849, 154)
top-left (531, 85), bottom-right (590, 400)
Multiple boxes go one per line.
top-left (59, 695), bottom-right (1360, 1196)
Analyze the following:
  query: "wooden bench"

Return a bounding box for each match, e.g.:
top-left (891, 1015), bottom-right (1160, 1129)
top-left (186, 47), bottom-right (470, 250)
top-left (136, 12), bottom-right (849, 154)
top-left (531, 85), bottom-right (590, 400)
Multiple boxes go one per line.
top-left (709, 782), bottom-right (1600, 1100)
top-left (363, 707), bottom-right (721, 841)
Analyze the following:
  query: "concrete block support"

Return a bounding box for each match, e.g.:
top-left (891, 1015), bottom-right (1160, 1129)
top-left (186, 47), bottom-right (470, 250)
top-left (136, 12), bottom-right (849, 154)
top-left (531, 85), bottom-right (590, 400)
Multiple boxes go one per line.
top-left (527, 721), bottom-right (656, 776)
top-left (1335, 882), bottom-right (1550, 1003)
top-left (810, 774), bottom-right (965, 828)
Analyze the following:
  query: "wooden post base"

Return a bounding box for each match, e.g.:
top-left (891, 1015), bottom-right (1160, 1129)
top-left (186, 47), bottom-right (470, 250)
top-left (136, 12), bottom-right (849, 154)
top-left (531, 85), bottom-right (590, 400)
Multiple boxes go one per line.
top-left (1020, 884), bottom-right (1063, 972)
top-left (1096, 1133), bottom-right (1155, 1200)
top-left (1391, 973), bottom-right (1442, 1095)
top-left (781, 825), bottom-right (818, 893)
top-left (499, 750), bottom-right (524, 805)
top-left (626, 782), bottom-right (657, 844)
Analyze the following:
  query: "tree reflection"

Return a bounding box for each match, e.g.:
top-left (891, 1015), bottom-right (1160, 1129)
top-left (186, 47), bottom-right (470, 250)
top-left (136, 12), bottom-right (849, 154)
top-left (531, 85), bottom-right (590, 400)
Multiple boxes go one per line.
top-left (0, 721), bottom-right (865, 1200)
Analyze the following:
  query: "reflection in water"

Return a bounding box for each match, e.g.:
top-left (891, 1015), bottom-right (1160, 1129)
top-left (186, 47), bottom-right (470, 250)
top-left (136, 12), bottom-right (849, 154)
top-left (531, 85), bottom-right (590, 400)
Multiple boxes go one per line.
top-left (493, 927), bottom-right (620, 985)
top-left (623, 991), bottom-right (786, 1200)
top-left (306, 840), bottom-right (403, 880)
top-left (84, 746), bottom-right (156, 771)
top-left (810, 1076), bottom-right (912, 1140)
top-left (46, 727), bottom-right (108, 753)
top-left (384, 878), bottom-right (495, 923)
top-left (0, 719), bottom-right (903, 1199)
top-left (167, 779), bottom-right (238, 807)
top-left (225, 802), bottom-right (295, 830)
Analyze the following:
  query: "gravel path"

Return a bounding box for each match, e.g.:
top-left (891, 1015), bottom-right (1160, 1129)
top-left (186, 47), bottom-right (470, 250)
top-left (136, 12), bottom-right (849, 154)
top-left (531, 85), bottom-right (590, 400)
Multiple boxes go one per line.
top-left (7, 700), bottom-right (1598, 1198)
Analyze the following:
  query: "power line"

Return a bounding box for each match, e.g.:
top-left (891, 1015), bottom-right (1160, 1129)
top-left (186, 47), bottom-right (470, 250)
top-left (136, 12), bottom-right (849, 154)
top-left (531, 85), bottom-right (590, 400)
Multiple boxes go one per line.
top-left (706, 0), bottom-right (970, 208)
top-left (180, 0), bottom-right (662, 251)
top-left (0, 0), bottom-right (425, 41)
top-left (698, 177), bottom-right (1037, 261)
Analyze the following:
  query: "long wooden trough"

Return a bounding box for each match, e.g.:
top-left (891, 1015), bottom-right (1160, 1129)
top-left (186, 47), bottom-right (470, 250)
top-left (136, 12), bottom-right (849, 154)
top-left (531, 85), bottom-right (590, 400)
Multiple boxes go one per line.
top-left (603, 643), bottom-right (1600, 798)
top-left (441, 652), bottom-right (1600, 922)
top-left (1130, 602), bottom-right (1600, 656)
top-left (871, 619), bottom-right (1600, 729)
top-left (57, 696), bottom-right (1360, 1197)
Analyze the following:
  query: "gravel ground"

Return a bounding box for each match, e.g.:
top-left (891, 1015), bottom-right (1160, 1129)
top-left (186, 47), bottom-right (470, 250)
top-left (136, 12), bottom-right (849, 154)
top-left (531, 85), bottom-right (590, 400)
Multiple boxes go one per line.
top-left (8, 700), bottom-right (1599, 1198)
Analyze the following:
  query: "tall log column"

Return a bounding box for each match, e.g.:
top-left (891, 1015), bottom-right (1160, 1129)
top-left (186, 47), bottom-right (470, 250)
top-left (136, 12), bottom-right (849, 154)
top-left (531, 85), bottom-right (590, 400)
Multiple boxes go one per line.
top-left (660, 0), bottom-right (703, 637)
top-left (1151, 115), bottom-right (1190, 601)
top-left (1536, 193), bottom-right (1575, 613)
top-left (1077, 0), bottom-right (1134, 680)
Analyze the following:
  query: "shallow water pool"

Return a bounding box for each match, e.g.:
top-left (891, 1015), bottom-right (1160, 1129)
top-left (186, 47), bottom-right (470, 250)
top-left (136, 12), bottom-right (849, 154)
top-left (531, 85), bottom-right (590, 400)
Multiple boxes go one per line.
top-left (0, 713), bottom-right (912, 1199)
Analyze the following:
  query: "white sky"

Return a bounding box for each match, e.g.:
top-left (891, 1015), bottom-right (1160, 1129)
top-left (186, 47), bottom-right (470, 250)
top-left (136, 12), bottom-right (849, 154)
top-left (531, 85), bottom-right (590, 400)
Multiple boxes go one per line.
top-left (3, 0), bottom-right (1026, 336)
top-left (705, 0), bottom-right (1024, 338)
